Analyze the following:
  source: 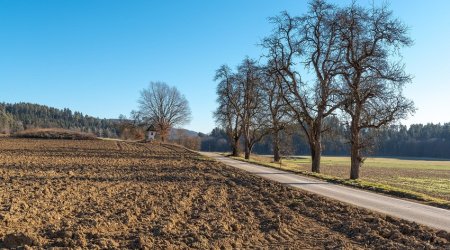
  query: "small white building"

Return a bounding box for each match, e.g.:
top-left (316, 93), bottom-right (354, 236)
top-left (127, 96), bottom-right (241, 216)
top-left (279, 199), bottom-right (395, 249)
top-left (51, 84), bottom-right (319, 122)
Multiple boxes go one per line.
top-left (146, 125), bottom-right (157, 141)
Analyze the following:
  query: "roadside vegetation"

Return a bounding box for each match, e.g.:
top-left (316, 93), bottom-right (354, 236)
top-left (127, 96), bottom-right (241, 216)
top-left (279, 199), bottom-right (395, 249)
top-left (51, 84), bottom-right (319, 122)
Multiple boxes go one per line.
top-left (228, 154), bottom-right (450, 209)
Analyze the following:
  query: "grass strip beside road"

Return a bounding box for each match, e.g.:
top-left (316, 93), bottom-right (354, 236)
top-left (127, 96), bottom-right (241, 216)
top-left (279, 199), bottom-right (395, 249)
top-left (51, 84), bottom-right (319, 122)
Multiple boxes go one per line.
top-left (226, 155), bottom-right (450, 210)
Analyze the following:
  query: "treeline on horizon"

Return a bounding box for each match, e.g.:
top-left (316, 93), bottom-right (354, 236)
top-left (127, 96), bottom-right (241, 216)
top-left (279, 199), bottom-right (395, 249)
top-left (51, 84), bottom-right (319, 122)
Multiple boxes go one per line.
top-left (200, 123), bottom-right (450, 159)
top-left (0, 102), bottom-right (120, 137)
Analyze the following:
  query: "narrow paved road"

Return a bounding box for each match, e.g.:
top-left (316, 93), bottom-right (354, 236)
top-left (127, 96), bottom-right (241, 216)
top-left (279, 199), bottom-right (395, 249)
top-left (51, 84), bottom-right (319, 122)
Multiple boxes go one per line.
top-left (199, 152), bottom-right (450, 232)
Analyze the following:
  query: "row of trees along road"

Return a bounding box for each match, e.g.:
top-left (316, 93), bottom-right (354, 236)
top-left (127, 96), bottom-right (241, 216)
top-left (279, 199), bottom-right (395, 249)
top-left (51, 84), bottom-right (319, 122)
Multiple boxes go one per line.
top-left (214, 0), bottom-right (415, 179)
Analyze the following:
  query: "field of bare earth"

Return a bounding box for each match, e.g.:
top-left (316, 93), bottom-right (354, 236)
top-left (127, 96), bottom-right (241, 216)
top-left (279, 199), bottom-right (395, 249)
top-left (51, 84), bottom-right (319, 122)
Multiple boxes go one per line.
top-left (0, 138), bottom-right (449, 249)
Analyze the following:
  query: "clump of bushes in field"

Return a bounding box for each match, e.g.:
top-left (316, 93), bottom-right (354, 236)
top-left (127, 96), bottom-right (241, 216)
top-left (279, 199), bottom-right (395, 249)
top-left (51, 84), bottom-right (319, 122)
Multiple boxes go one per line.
top-left (13, 128), bottom-right (97, 140)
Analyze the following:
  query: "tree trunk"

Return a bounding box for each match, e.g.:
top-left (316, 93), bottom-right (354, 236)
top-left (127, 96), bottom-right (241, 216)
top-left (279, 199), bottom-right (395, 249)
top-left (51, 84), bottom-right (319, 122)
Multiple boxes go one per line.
top-left (350, 116), bottom-right (361, 179)
top-left (350, 142), bottom-right (362, 179)
top-left (273, 131), bottom-right (281, 162)
top-left (231, 137), bottom-right (240, 156)
top-left (309, 125), bottom-right (322, 173)
top-left (244, 140), bottom-right (250, 159)
top-left (232, 146), bottom-right (239, 157)
top-left (243, 132), bottom-right (253, 159)
top-left (310, 141), bottom-right (321, 173)
top-left (159, 127), bottom-right (169, 143)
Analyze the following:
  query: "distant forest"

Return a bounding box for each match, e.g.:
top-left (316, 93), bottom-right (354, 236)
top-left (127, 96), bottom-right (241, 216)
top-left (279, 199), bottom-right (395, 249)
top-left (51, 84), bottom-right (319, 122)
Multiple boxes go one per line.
top-left (200, 123), bottom-right (450, 159)
top-left (0, 102), bottom-right (120, 137)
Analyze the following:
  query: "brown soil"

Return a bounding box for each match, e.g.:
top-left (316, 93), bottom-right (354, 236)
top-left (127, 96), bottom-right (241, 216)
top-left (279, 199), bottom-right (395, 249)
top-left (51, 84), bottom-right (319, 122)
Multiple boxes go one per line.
top-left (0, 138), bottom-right (449, 249)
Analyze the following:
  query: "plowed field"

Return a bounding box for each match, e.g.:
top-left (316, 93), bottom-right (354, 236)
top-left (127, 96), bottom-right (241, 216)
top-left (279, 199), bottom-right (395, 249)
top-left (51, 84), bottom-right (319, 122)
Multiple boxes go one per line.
top-left (0, 138), bottom-right (449, 249)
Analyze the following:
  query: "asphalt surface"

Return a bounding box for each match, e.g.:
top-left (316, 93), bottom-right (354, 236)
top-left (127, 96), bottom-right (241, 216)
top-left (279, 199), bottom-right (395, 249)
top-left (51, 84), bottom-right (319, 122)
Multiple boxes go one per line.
top-left (199, 152), bottom-right (450, 232)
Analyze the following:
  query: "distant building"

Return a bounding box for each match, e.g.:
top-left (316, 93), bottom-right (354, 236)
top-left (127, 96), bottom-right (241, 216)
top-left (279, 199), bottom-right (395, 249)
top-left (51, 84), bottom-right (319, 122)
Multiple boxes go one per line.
top-left (146, 124), bottom-right (157, 141)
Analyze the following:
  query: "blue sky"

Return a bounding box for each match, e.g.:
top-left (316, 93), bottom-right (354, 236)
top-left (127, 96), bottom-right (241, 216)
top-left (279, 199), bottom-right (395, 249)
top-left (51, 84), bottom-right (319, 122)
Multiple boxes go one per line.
top-left (1, 1), bottom-right (449, 133)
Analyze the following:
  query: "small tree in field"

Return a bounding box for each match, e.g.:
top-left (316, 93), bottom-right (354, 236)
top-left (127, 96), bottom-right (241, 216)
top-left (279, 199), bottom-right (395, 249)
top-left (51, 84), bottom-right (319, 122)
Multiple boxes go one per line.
top-left (138, 82), bottom-right (191, 142)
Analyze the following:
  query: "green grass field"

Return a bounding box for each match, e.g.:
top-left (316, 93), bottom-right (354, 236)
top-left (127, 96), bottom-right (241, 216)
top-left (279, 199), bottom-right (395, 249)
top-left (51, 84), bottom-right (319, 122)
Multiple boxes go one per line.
top-left (232, 154), bottom-right (450, 208)
top-left (288, 156), bottom-right (450, 170)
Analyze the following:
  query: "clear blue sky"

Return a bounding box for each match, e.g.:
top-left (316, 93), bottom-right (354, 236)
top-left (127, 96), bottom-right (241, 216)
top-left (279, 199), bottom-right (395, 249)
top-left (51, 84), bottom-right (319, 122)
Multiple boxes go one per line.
top-left (1, 1), bottom-right (449, 133)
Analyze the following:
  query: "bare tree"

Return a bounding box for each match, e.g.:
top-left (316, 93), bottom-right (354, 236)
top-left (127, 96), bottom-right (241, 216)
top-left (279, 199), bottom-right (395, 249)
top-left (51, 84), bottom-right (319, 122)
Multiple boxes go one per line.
top-left (237, 58), bottom-right (269, 159)
top-left (336, 3), bottom-right (415, 179)
top-left (214, 65), bottom-right (243, 156)
top-left (262, 0), bottom-right (343, 173)
top-left (214, 59), bottom-right (269, 160)
top-left (138, 82), bottom-right (191, 142)
top-left (261, 64), bottom-right (291, 162)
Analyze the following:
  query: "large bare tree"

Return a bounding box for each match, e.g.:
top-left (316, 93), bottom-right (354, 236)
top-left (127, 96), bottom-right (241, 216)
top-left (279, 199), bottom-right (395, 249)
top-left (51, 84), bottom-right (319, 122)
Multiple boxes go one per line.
top-left (262, 0), bottom-right (343, 173)
top-left (336, 3), bottom-right (415, 179)
top-left (214, 65), bottom-right (242, 156)
top-left (138, 82), bottom-right (191, 142)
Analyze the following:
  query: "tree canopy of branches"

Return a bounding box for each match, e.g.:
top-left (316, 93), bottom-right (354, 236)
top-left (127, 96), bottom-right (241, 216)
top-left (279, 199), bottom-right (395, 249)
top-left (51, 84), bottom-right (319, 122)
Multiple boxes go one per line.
top-left (138, 82), bottom-right (191, 142)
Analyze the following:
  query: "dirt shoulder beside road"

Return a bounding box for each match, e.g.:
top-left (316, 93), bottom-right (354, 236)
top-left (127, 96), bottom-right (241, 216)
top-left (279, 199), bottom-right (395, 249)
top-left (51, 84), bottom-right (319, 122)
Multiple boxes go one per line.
top-left (0, 138), bottom-right (449, 249)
